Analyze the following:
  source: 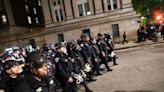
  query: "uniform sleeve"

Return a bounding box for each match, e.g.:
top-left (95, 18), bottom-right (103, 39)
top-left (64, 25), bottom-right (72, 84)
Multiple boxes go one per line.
top-left (98, 42), bottom-right (103, 52)
top-left (0, 74), bottom-right (7, 89)
top-left (81, 48), bottom-right (89, 63)
top-left (91, 46), bottom-right (96, 58)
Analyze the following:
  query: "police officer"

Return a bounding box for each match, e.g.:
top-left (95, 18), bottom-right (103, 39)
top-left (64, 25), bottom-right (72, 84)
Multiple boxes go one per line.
top-left (0, 60), bottom-right (24, 92)
top-left (10, 48), bottom-right (25, 67)
top-left (80, 33), bottom-right (96, 81)
top-left (104, 34), bottom-right (118, 65)
top-left (97, 33), bottom-right (113, 71)
top-left (17, 53), bottom-right (56, 92)
top-left (90, 38), bottom-right (102, 75)
top-left (69, 42), bottom-right (93, 92)
top-left (69, 42), bottom-right (85, 69)
top-left (54, 45), bottom-right (77, 92)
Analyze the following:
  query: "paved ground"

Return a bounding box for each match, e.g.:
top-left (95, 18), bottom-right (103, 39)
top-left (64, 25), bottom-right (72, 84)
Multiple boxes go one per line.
top-left (79, 43), bottom-right (164, 92)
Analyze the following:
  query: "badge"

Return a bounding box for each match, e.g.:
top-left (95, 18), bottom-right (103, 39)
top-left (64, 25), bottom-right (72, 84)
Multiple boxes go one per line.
top-left (55, 57), bottom-right (59, 63)
top-left (71, 58), bottom-right (75, 62)
top-left (65, 59), bottom-right (68, 62)
top-left (80, 43), bottom-right (84, 47)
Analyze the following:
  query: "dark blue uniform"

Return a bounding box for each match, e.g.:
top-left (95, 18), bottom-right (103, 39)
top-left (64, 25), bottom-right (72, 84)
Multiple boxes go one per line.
top-left (55, 52), bottom-right (77, 92)
top-left (97, 38), bottom-right (112, 71)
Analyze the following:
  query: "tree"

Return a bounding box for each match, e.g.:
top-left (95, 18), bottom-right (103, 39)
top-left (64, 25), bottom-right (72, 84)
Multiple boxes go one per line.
top-left (132, 0), bottom-right (163, 25)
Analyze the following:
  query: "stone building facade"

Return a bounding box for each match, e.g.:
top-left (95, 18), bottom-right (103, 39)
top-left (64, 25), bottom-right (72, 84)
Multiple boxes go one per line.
top-left (0, 0), bottom-right (139, 50)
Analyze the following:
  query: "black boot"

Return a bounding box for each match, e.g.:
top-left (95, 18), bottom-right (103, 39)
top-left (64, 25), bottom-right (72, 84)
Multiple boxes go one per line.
top-left (113, 56), bottom-right (118, 66)
top-left (82, 79), bottom-right (93, 92)
top-left (107, 68), bottom-right (113, 71)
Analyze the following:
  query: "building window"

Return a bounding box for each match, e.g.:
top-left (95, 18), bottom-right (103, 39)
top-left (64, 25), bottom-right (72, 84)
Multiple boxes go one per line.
top-left (1, 15), bottom-right (7, 24)
top-left (54, 0), bottom-right (61, 6)
top-left (35, 17), bottom-right (39, 24)
top-left (78, 4), bottom-right (83, 16)
top-left (84, 2), bottom-right (91, 15)
top-left (112, 24), bottom-right (120, 37)
top-left (55, 9), bottom-right (63, 21)
top-left (59, 9), bottom-right (63, 20)
top-left (57, 0), bottom-right (61, 5)
top-left (58, 33), bottom-right (64, 42)
top-left (33, 8), bottom-right (37, 14)
top-left (25, 5), bottom-right (29, 13)
top-left (27, 16), bottom-right (32, 24)
top-left (55, 10), bottom-right (59, 21)
top-left (82, 29), bottom-right (91, 37)
top-left (38, 0), bottom-right (41, 6)
top-left (113, 0), bottom-right (117, 9)
top-left (77, 0), bottom-right (90, 17)
top-left (54, 1), bottom-right (57, 6)
top-left (54, 0), bottom-right (64, 22)
top-left (107, 0), bottom-right (111, 10)
top-left (107, 0), bottom-right (117, 10)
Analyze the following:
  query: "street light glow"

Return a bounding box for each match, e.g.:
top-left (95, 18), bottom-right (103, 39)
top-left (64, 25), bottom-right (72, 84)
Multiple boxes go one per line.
top-left (156, 16), bottom-right (160, 20)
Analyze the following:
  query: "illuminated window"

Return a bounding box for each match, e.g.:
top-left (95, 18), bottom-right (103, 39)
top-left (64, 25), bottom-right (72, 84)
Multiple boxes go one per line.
top-left (33, 8), bottom-right (37, 14)
top-left (35, 17), bottom-right (39, 24)
top-left (1, 15), bottom-right (7, 24)
top-left (25, 5), bottom-right (29, 13)
top-left (38, 0), bottom-right (41, 6)
top-left (27, 16), bottom-right (32, 24)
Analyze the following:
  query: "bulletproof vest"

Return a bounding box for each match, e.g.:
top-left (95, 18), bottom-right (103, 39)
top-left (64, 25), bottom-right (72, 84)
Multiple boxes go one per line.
top-left (92, 45), bottom-right (100, 56)
top-left (70, 50), bottom-right (84, 69)
top-left (83, 43), bottom-right (92, 57)
top-left (56, 53), bottom-right (73, 75)
top-left (97, 39), bottom-right (107, 52)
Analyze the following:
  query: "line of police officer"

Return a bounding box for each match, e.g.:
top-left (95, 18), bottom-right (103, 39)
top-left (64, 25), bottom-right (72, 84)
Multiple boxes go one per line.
top-left (0, 33), bottom-right (118, 92)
